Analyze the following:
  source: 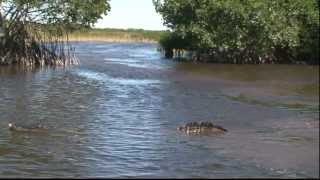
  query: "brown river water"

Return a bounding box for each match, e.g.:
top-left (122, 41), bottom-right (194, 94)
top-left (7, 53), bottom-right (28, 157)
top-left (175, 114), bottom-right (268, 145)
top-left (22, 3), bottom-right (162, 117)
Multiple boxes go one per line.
top-left (0, 42), bottom-right (319, 178)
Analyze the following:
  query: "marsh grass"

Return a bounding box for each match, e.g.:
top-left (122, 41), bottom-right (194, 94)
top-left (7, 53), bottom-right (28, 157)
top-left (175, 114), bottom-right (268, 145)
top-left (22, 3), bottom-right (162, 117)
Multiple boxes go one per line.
top-left (65, 28), bottom-right (168, 43)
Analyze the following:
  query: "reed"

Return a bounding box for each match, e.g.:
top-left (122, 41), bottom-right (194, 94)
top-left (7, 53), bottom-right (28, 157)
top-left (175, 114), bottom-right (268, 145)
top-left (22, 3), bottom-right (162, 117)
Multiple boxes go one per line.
top-left (65, 28), bottom-right (167, 43)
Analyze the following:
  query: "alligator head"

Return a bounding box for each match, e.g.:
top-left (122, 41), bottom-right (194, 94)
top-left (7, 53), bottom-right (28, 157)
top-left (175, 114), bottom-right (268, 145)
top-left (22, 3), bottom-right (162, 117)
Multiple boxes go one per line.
top-left (8, 122), bottom-right (17, 131)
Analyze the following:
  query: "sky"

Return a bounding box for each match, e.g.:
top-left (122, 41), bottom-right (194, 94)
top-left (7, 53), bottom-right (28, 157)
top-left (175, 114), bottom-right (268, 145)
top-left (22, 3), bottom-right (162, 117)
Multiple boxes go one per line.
top-left (94, 0), bottom-right (167, 30)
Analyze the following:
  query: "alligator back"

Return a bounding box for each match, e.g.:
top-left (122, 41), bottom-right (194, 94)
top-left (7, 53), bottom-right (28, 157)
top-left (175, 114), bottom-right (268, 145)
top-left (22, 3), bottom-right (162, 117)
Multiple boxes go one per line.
top-left (8, 123), bottom-right (48, 133)
top-left (177, 121), bottom-right (227, 135)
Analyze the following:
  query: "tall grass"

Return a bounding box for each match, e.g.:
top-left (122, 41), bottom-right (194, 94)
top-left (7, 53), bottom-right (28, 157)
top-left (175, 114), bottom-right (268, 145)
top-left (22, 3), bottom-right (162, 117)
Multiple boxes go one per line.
top-left (66, 28), bottom-right (168, 43)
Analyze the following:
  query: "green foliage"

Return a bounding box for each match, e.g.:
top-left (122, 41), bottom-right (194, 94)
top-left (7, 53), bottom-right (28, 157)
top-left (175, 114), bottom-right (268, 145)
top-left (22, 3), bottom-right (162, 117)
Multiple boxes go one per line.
top-left (154, 0), bottom-right (319, 64)
top-left (1, 0), bottom-right (110, 29)
top-left (0, 0), bottom-right (111, 66)
top-left (159, 32), bottom-right (189, 50)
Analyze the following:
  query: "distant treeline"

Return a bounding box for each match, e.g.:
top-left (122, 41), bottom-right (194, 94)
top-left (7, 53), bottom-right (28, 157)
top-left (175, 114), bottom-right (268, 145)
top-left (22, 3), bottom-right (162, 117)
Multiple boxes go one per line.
top-left (67, 28), bottom-right (169, 43)
top-left (154, 0), bottom-right (319, 64)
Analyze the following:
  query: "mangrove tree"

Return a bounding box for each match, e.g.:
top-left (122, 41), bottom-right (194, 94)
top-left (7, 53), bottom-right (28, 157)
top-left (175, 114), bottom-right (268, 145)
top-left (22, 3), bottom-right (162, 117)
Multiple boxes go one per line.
top-left (0, 0), bottom-right (111, 66)
top-left (154, 0), bottom-right (319, 64)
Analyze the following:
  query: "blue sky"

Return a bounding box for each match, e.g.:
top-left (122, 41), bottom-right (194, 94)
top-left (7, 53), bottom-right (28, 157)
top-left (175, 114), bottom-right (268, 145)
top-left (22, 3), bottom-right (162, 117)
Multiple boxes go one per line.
top-left (94, 0), bottom-right (167, 30)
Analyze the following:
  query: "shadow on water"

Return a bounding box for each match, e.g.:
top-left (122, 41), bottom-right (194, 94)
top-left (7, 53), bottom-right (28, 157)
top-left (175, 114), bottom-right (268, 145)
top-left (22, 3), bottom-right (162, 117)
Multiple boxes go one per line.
top-left (175, 63), bottom-right (318, 96)
top-left (224, 93), bottom-right (319, 114)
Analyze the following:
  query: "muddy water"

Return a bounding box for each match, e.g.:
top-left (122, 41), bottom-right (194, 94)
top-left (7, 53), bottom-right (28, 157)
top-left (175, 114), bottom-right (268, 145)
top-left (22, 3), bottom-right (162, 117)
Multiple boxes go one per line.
top-left (0, 42), bottom-right (318, 178)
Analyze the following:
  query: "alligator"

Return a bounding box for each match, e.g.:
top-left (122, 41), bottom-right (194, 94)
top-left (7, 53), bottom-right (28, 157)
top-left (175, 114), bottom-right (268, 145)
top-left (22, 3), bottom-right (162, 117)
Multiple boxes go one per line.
top-left (8, 122), bottom-right (48, 133)
top-left (177, 121), bottom-right (227, 135)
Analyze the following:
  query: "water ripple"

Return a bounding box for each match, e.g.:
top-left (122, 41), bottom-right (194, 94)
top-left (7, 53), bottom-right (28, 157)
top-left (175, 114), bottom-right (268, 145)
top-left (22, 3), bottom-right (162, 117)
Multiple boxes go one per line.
top-left (0, 42), bottom-right (318, 178)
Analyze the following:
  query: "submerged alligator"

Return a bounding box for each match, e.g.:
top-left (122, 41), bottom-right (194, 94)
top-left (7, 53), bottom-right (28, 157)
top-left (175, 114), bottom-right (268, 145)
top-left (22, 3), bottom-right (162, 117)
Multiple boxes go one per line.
top-left (8, 123), bottom-right (48, 133)
top-left (177, 121), bottom-right (227, 135)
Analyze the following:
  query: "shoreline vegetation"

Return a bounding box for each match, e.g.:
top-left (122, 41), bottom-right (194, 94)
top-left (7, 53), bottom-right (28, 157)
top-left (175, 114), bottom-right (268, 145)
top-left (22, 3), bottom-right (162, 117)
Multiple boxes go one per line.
top-left (0, 0), bottom-right (319, 67)
top-left (0, 24), bottom-right (79, 67)
top-left (1, 25), bottom-right (319, 66)
top-left (154, 0), bottom-right (319, 65)
top-left (65, 28), bottom-right (167, 43)
top-left (0, 0), bottom-right (110, 67)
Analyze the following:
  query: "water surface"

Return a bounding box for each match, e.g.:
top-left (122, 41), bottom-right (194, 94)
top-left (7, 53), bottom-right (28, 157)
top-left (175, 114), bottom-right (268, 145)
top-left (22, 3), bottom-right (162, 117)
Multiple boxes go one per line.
top-left (0, 42), bottom-right (318, 178)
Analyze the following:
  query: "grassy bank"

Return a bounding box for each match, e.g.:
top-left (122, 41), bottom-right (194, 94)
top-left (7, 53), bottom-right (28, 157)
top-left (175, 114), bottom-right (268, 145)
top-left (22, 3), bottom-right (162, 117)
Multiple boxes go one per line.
top-left (66, 28), bottom-right (168, 43)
